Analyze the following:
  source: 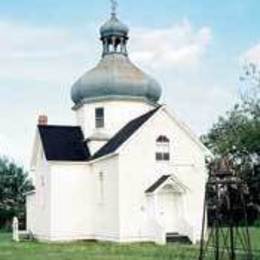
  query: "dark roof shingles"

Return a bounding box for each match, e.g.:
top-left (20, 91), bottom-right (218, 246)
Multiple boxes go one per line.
top-left (39, 125), bottom-right (90, 161)
top-left (145, 175), bottom-right (171, 193)
top-left (92, 106), bottom-right (160, 160)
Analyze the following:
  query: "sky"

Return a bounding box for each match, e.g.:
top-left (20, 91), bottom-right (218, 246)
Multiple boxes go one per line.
top-left (0, 0), bottom-right (259, 168)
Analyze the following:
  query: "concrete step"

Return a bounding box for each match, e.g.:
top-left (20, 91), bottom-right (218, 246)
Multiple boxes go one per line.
top-left (166, 233), bottom-right (192, 244)
top-left (166, 232), bottom-right (179, 236)
top-left (18, 231), bottom-right (34, 241)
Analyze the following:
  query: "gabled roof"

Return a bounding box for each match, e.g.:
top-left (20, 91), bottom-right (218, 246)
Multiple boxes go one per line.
top-left (145, 174), bottom-right (188, 194)
top-left (92, 106), bottom-right (161, 160)
top-left (38, 125), bottom-right (91, 161)
top-left (145, 175), bottom-right (171, 193)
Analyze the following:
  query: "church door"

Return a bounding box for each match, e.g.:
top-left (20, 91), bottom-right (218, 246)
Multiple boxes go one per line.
top-left (158, 187), bottom-right (182, 233)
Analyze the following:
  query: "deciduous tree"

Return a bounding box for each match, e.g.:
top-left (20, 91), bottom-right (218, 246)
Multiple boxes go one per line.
top-left (0, 157), bottom-right (33, 230)
top-left (201, 63), bottom-right (260, 220)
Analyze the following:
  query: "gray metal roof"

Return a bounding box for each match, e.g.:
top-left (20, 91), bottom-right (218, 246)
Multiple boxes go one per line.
top-left (100, 15), bottom-right (129, 38)
top-left (71, 54), bottom-right (162, 105)
top-left (71, 13), bottom-right (162, 106)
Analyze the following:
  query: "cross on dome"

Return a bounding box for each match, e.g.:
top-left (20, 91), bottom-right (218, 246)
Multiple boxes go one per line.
top-left (111, 0), bottom-right (118, 17)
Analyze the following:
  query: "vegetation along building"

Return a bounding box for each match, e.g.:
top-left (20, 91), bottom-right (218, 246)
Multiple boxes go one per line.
top-left (26, 6), bottom-right (212, 244)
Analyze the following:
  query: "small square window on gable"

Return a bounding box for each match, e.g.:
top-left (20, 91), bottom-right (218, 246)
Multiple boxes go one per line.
top-left (95, 107), bottom-right (104, 128)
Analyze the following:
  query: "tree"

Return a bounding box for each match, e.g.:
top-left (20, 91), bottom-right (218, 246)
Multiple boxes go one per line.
top-left (201, 103), bottom-right (259, 171)
top-left (202, 63), bottom-right (260, 166)
top-left (0, 157), bottom-right (33, 230)
top-left (201, 63), bottom-right (260, 220)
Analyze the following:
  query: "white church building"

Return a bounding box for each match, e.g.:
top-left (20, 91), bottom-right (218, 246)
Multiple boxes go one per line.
top-left (26, 6), bottom-right (211, 244)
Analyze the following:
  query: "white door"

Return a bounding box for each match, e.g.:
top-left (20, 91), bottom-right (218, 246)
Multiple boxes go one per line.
top-left (158, 191), bottom-right (181, 232)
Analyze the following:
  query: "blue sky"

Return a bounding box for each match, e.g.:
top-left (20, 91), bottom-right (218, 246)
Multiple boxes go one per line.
top-left (0, 0), bottom-right (259, 167)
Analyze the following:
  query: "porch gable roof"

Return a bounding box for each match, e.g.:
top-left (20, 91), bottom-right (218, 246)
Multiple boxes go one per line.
top-left (145, 174), bottom-right (188, 194)
top-left (145, 175), bottom-right (171, 193)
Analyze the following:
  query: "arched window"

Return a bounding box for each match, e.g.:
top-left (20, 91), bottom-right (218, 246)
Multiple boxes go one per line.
top-left (156, 135), bottom-right (170, 143)
top-left (156, 135), bottom-right (170, 161)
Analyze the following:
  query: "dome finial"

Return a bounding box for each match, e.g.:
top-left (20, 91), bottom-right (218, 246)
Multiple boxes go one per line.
top-left (111, 0), bottom-right (118, 17)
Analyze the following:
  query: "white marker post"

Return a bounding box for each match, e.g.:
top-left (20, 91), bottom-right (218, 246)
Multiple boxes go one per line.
top-left (12, 217), bottom-right (19, 242)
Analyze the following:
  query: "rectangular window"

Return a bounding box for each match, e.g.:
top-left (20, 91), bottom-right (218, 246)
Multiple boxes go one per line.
top-left (163, 153), bottom-right (170, 161)
top-left (95, 107), bottom-right (104, 128)
top-left (156, 152), bottom-right (163, 161)
top-left (156, 152), bottom-right (170, 161)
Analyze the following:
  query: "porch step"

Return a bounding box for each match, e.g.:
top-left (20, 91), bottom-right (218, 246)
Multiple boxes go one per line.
top-left (166, 232), bottom-right (192, 244)
top-left (18, 231), bottom-right (34, 241)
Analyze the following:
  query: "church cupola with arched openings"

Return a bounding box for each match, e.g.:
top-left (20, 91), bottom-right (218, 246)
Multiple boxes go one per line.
top-left (100, 7), bottom-right (129, 57)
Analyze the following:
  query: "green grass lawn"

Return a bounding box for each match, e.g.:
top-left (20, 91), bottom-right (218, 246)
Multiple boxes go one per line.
top-left (0, 233), bottom-right (198, 260)
top-left (207, 227), bottom-right (260, 253)
top-left (205, 227), bottom-right (260, 259)
top-left (0, 228), bottom-right (259, 260)
top-left (250, 227), bottom-right (260, 252)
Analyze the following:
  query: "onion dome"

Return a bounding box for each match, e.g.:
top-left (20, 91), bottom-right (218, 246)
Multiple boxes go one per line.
top-left (71, 6), bottom-right (162, 106)
top-left (100, 14), bottom-right (129, 38)
top-left (100, 0), bottom-right (129, 39)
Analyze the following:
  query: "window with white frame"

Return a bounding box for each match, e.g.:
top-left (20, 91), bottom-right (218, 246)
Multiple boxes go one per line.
top-left (95, 107), bottom-right (104, 128)
top-left (156, 135), bottom-right (170, 161)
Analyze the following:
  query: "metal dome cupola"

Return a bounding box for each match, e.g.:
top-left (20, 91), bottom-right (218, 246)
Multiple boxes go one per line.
top-left (100, 14), bottom-right (129, 57)
top-left (100, 1), bottom-right (129, 57)
top-left (71, 1), bottom-right (162, 106)
top-left (100, 15), bottom-right (129, 38)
